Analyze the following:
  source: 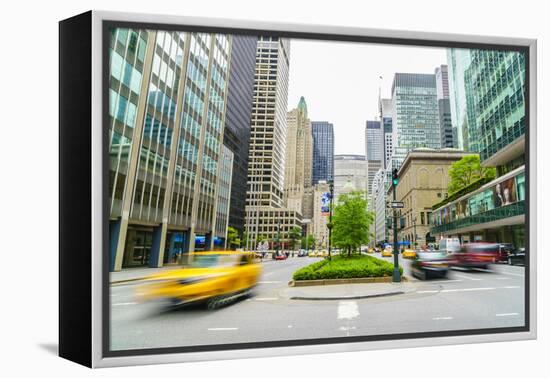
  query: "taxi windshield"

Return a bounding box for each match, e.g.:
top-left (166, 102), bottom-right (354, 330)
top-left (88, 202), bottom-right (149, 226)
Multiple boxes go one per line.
top-left (190, 254), bottom-right (241, 268)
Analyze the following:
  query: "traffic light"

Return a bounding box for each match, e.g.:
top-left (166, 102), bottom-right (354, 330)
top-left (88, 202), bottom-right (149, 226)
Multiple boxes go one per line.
top-left (392, 169), bottom-right (399, 186)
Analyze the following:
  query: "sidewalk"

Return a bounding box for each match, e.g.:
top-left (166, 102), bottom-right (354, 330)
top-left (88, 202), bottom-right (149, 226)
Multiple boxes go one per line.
top-left (278, 281), bottom-right (417, 301)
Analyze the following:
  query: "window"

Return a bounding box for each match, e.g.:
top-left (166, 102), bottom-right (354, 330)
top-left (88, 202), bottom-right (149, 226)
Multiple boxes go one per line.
top-left (420, 212), bottom-right (425, 225)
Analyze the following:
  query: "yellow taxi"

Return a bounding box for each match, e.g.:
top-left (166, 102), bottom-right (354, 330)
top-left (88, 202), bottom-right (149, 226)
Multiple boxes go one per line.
top-left (367, 247), bottom-right (375, 254)
top-left (308, 251), bottom-right (317, 257)
top-left (135, 251), bottom-right (262, 310)
top-left (381, 248), bottom-right (393, 257)
top-left (402, 249), bottom-right (417, 259)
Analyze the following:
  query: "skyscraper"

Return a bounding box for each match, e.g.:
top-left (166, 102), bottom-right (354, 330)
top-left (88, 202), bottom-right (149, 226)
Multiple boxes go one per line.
top-left (311, 121), bottom-right (334, 184)
top-left (435, 64), bottom-right (454, 148)
top-left (245, 37), bottom-right (303, 248)
top-left (365, 120), bottom-right (383, 195)
top-left (447, 49), bottom-right (474, 151)
top-left (284, 96), bottom-right (313, 216)
top-left (108, 29), bottom-right (233, 271)
top-left (223, 35), bottom-right (258, 236)
top-left (391, 73), bottom-right (441, 153)
top-left (379, 98), bottom-right (394, 169)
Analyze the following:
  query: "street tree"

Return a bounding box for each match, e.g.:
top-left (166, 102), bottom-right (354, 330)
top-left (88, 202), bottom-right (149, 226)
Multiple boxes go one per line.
top-left (226, 226), bottom-right (240, 250)
top-left (288, 226), bottom-right (302, 251)
top-left (331, 191), bottom-right (374, 256)
top-left (448, 155), bottom-right (496, 194)
top-left (301, 234), bottom-right (315, 250)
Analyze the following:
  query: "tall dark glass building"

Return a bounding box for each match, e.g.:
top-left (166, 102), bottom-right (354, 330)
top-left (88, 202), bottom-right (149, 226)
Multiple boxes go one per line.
top-left (223, 35), bottom-right (258, 236)
top-left (311, 121), bottom-right (334, 184)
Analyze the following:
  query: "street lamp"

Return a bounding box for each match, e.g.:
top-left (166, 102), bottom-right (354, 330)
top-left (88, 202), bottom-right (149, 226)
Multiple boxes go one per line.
top-left (327, 180), bottom-right (334, 261)
top-left (391, 169), bottom-right (401, 283)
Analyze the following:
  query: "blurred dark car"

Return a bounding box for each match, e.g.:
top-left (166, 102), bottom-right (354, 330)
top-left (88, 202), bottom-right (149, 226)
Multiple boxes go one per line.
top-left (498, 243), bottom-right (514, 263)
top-left (297, 250), bottom-right (308, 257)
top-left (411, 251), bottom-right (451, 280)
top-left (450, 242), bottom-right (500, 270)
top-left (508, 247), bottom-right (525, 266)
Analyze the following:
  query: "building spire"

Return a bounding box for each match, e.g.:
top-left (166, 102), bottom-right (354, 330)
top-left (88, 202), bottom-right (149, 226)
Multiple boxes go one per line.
top-left (297, 96), bottom-right (308, 117)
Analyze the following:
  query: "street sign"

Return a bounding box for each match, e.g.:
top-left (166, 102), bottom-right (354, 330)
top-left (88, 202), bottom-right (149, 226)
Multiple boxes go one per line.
top-left (388, 201), bottom-right (404, 209)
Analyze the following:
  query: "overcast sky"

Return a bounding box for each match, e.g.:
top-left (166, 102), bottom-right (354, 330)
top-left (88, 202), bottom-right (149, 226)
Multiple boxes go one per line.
top-left (287, 39), bottom-right (448, 155)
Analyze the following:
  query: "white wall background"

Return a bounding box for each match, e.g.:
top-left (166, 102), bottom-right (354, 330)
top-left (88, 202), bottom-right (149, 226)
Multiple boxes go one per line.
top-left (0, 0), bottom-right (546, 376)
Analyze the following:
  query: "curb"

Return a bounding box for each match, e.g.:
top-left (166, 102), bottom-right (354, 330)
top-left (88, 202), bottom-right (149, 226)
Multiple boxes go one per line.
top-left (289, 276), bottom-right (408, 287)
top-left (289, 290), bottom-right (406, 301)
top-left (110, 278), bottom-right (146, 285)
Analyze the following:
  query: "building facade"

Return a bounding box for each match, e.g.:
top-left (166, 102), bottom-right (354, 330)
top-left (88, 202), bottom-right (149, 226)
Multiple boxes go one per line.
top-left (393, 149), bottom-right (470, 248)
top-left (333, 154), bottom-right (368, 201)
top-left (365, 120), bottom-right (383, 196)
top-left (372, 168), bottom-right (389, 245)
top-left (311, 121), bottom-right (334, 184)
top-left (223, 35), bottom-right (258, 237)
top-left (379, 98), bottom-right (394, 169)
top-left (312, 181), bottom-right (331, 249)
top-left (244, 37), bottom-right (303, 248)
top-left (433, 49), bottom-right (526, 248)
top-left (284, 97), bottom-right (313, 216)
top-left (108, 29), bottom-right (233, 271)
top-left (435, 65), bottom-right (454, 148)
top-left (391, 73), bottom-right (441, 152)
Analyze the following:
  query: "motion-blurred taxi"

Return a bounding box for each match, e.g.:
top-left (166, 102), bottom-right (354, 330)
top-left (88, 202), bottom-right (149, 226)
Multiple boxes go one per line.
top-left (402, 249), bottom-right (417, 259)
top-left (135, 251), bottom-right (262, 309)
top-left (381, 248), bottom-right (393, 257)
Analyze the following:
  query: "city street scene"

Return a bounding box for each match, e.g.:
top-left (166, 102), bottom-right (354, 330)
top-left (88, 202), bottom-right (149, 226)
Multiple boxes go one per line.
top-left (108, 28), bottom-right (526, 352)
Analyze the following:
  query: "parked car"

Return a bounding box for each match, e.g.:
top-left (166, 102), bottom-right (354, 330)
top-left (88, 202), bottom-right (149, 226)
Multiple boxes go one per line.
top-left (508, 247), bottom-right (525, 266)
top-left (449, 242), bottom-right (501, 270)
top-left (135, 251), bottom-right (262, 309)
top-left (411, 251), bottom-right (451, 279)
top-left (297, 250), bottom-right (308, 257)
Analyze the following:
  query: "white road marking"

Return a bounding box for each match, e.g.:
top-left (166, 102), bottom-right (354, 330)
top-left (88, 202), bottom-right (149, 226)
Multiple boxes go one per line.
top-left (112, 302), bottom-right (137, 306)
top-left (338, 326), bottom-right (357, 331)
top-left (337, 301), bottom-right (359, 320)
top-left (288, 325), bottom-right (293, 328)
top-left (254, 297), bottom-right (278, 301)
top-left (207, 328), bottom-right (238, 331)
top-left (454, 274), bottom-right (482, 281)
top-left (496, 313), bottom-right (519, 317)
top-left (497, 271), bottom-right (524, 277)
top-left (418, 286), bottom-right (520, 294)
top-left (258, 281), bottom-right (282, 284)
top-left (433, 316), bottom-right (453, 320)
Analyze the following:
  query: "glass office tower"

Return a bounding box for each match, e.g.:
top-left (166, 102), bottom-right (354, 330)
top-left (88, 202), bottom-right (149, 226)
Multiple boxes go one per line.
top-left (311, 121), bottom-right (334, 184)
top-left (391, 73), bottom-right (441, 151)
top-left (108, 29), bottom-right (233, 271)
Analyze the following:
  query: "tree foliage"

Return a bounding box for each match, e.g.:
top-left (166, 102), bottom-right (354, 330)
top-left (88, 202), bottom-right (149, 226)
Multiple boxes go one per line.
top-left (448, 155), bottom-right (496, 194)
top-left (288, 226), bottom-right (302, 250)
top-left (301, 234), bottom-right (316, 249)
top-left (226, 227), bottom-right (240, 249)
top-left (331, 191), bottom-right (374, 256)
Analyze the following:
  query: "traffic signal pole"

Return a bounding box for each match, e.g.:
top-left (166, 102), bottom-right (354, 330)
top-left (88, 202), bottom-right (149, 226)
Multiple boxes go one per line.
top-left (392, 169), bottom-right (401, 283)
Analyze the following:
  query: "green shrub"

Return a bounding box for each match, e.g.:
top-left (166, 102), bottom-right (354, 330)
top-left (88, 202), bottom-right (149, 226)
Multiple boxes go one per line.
top-left (292, 255), bottom-right (403, 280)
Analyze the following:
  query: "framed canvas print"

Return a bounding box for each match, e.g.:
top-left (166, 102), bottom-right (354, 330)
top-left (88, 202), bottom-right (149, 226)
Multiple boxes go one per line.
top-left (59, 10), bottom-right (537, 368)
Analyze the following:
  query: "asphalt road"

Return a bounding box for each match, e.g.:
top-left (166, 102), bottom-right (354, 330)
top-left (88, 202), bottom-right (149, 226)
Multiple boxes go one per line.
top-left (110, 255), bottom-right (526, 351)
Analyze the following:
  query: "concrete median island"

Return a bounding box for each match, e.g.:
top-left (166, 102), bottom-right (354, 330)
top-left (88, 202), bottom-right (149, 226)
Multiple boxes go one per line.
top-left (290, 254), bottom-right (404, 286)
